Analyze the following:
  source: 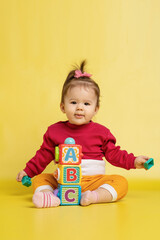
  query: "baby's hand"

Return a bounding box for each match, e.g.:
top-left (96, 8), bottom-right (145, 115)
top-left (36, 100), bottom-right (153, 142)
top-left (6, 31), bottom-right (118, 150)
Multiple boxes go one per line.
top-left (16, 170), bottom-right (27, 182)
top-left (134, 155), bottom-right (150, 169)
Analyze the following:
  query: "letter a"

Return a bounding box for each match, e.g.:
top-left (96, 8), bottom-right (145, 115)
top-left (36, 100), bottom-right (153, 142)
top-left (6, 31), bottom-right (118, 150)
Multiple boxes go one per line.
top-left (64, 148), bottom-right (77, 162)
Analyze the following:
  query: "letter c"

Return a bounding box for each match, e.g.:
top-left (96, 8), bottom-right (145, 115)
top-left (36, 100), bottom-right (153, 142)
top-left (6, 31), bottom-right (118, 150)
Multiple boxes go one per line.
top-left (65, 189), bottom-right (75, 202)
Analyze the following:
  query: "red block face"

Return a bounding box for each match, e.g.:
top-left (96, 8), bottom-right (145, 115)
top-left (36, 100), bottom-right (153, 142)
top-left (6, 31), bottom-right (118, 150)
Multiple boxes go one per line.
top-left (59, 144), bottom-right (82, 165)
top-left (66, 168), bottom-right (77, 182)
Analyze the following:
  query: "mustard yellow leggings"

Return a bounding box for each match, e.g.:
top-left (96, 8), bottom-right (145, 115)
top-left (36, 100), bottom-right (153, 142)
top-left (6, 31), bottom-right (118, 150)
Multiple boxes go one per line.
top-left (32, 173), bottom-right (128, 201)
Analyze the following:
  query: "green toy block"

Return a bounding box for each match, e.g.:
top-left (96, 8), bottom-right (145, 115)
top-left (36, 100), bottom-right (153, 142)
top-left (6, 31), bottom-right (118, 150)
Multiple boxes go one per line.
top-left (22, 176), bottom-right (32, 187)
top-left (144, 158), bottom-right (154, 170)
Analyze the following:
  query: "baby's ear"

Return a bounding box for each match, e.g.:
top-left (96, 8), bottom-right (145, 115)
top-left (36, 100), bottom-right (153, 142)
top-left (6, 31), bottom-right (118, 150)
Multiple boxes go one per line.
top-left (60, 103), bottom-right (65, 113)
top-left (95, 106), bottom-right (99, 114)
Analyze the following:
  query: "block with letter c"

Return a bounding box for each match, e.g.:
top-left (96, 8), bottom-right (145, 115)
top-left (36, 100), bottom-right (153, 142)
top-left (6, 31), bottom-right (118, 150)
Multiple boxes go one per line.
top-left (58, 185), bottom-right (81, 205)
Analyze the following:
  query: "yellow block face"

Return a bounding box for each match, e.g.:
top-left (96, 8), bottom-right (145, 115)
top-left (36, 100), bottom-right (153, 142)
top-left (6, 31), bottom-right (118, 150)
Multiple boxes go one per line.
top-left (58, 165), bottom-right (81, 185)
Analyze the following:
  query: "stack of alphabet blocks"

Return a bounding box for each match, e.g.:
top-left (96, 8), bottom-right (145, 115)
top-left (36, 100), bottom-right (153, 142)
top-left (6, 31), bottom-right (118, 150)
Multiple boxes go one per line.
top-left (54, 138), bottom-right (82, 205)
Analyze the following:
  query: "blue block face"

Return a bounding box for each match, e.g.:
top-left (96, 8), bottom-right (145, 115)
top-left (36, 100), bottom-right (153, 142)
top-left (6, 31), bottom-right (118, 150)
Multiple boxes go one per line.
top-left (58, 185), bottom-right (81, 205)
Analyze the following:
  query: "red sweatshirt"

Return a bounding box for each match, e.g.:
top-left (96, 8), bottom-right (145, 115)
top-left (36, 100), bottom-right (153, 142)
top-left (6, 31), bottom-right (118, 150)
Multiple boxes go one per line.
top-left (24, 121), bottom-right (136, 178)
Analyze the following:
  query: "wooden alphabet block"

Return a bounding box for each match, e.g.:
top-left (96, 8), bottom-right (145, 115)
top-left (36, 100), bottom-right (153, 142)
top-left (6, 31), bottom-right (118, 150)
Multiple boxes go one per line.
top-left (58, 185), bottom-right (81, 205)
top-left (54, 165), bottom-right (81, 185)
top-left (59, 144), bottom-right (82, 165)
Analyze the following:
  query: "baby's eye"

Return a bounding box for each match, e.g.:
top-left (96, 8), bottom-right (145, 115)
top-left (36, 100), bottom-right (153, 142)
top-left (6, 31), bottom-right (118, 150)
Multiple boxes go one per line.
top-left (84, 102), bottom-right (90, 106)
top-left (70, 101), bottom-right (77, 104)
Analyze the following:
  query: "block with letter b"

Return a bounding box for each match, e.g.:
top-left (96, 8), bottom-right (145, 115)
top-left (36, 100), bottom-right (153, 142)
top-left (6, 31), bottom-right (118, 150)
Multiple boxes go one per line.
top-left (57, 185), bottom-right (81, 206)
top-left (54, 165), bottom-right (81, 185)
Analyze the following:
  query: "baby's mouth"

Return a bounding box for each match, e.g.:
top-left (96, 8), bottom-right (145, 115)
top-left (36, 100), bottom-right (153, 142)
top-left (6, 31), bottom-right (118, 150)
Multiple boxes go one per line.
top-left (75, 114), bottom-right (84, 119)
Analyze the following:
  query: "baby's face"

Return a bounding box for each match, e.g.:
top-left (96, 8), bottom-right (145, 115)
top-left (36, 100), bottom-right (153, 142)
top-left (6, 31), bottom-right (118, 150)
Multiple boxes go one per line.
top-left (60, 86), bottom-right (99, 125)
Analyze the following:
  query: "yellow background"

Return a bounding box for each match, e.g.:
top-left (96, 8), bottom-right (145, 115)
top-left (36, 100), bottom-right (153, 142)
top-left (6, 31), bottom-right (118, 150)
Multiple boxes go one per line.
top-left (0, 0), bottom-right (160, 180)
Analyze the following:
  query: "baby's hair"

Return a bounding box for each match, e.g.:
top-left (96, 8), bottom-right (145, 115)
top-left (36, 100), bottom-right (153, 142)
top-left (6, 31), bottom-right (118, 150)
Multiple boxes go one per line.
top-left (61, 60), bottom-right (100, 107)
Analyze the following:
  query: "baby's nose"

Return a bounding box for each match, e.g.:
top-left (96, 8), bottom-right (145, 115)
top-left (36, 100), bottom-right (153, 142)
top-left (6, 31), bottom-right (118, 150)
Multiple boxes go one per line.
top-left (76, 103), bottom-right (83, 110)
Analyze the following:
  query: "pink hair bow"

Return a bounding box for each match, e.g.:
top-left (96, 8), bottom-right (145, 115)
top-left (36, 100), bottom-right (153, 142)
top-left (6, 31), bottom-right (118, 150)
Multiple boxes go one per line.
top-left (74, 70), bottom-right (92, 78)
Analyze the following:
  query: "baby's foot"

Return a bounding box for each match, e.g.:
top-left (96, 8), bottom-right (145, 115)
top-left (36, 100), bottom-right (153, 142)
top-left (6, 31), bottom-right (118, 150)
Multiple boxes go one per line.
top-left (80, 190), bottom-right (98, 206)
top-left (32, 191), bottom-right (60, 208)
